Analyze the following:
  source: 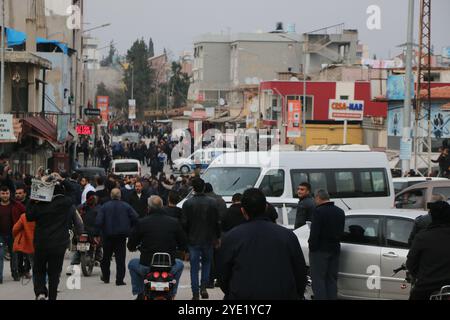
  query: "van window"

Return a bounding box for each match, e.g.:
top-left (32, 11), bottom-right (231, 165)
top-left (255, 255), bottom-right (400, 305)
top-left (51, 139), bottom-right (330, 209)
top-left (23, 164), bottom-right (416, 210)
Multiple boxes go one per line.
top-left (291, 171), bottom-right (328, 198)
top-left (342, 217), bottom-right (380, 246)
top-left (291, 169), bottom-right (390, 199)
top-left (202, 167), bottom-right (261, 197)
top-left (335, 172), bottom-right (356, 194)
top-left (259, 170), bottom-right (285, 197)
top-left (115, 163), bottom-right (139, 173)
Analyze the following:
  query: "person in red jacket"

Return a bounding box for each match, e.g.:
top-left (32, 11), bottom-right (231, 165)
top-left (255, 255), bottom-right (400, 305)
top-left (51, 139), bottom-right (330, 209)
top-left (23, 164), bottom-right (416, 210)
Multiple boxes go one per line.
top-left (0, 186), bottom-right (26, 283)
top-left (13, 213), bottom-right (36, 280)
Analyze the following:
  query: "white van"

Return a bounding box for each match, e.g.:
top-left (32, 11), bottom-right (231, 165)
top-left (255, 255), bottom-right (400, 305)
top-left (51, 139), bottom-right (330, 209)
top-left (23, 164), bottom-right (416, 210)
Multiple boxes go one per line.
top-left (172, 148), bottom-right (236, 174)
top-left (109, 159), bottom-right (141, 177)
top-left (198, 151), bottom-right (394, 227)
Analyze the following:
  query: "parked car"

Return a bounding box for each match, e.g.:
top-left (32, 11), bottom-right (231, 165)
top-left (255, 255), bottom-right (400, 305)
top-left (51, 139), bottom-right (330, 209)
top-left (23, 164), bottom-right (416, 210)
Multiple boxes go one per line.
top-left (172, 148), bottom-right (236, 174)
top-left (393, 177), bottom-right (448, 194)
top-left (294, 209), bottom-right (427, 300)
top-left (75, 167), bottom-right (106, 184)
top-left (109, 159), bottom-right (141, 177)
top-left (395, 180), bottom-right (450, 210)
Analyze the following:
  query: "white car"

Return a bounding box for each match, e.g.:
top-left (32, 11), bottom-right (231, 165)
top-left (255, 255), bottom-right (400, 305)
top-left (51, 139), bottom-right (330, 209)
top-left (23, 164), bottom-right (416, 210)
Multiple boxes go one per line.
top-left (109, 159), bottom-right (141, 177)
top-left (294, 209), bottom-right (427, 300)
top-left (393, 177), bottom-right (448, 194)
top-left (172, 148), bottom-right (236, 174)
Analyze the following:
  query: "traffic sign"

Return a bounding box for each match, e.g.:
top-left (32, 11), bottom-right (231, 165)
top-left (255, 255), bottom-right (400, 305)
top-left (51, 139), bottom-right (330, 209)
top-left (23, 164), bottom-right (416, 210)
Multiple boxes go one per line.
top-left (84, 108), bottom-right (101, 116)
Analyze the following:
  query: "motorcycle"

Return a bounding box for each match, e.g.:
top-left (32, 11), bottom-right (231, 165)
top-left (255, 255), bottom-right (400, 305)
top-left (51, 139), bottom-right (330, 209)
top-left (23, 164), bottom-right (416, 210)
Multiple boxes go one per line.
top-left (77, 234), bottom-right (100, 277)
top-left (143, 253), bottom-right (176, 301)
top-left (393, 264), bottom-right (450, 300)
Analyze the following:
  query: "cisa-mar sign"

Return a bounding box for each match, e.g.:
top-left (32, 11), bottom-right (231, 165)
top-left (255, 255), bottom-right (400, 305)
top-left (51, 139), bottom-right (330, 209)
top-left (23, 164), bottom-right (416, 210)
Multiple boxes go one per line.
top-left (329, 100), bottom-right (365, 121)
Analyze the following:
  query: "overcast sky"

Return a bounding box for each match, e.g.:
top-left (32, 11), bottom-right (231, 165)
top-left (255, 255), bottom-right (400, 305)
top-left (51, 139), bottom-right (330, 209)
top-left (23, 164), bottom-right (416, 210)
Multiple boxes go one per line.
top-left (85, 0), bottom-right (450, 60)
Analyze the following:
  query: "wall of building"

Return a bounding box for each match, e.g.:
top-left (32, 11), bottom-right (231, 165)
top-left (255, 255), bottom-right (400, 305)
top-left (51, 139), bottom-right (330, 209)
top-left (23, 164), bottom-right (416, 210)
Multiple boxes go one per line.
top-left (292, 123), bottom-right (363, 147)
top-left (36, 52), bottom-right (72, 113)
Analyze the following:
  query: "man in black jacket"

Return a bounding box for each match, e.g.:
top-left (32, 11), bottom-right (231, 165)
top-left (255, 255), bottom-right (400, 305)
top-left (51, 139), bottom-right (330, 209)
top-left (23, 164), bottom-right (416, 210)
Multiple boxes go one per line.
top-left (217, 188), bottom-right (307, 300)
top-left (128, 196), bottom-right (187, 300)
top-left (221, 193), bottom-right (245, 233)
top-left (308, 189), bottom-right (345, 300)
top-left (407, 201), bottom-right (450, 300)
top-left (127, 181), bottom-right (149, 218)
top-left (181, 178), bottom-right (220, 300)
top-left (295, 182), bottom-right (316, 229)
top-left (164, 191), bottom-right (182, 220)
top-left (27, 179), bottom-right (84, 300)
top-left (96, 188), bottom-right (139, 286)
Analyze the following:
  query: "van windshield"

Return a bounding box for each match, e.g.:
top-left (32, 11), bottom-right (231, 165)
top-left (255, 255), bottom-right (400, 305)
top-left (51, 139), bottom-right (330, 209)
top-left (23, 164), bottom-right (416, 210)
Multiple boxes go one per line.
top-left (202, 167), bottom-right (261, 196)
top-left (115, 163), bottom-right (139, 172)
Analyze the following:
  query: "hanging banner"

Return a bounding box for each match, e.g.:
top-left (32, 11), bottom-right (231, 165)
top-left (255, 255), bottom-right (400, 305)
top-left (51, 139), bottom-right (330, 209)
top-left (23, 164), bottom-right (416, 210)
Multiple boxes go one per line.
top-left (0, 114), bottom-right (17, 141)
top-left (287, 100), bottom-right (302, 138)
top-left (97, 96), bottom-right (110, 125)
top-left (57, 114), bottom-right (70, 143)
top-left (128, 99), bottom-right (136, 120)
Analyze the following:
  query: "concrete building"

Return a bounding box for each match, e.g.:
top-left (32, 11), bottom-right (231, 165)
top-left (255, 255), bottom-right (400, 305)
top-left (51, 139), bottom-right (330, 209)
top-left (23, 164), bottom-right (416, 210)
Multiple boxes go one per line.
top-left (189, 23), bottom-right (359, 109)
top-left (0, 0), bottom-right (84, 174)
top-left (149, 52), bottom-right (170, 85)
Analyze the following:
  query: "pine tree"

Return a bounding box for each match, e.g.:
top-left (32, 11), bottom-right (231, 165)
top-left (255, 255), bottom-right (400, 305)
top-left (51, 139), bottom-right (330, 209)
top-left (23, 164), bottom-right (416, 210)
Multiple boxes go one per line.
top-left (148, 38), bottom-right (155, 58)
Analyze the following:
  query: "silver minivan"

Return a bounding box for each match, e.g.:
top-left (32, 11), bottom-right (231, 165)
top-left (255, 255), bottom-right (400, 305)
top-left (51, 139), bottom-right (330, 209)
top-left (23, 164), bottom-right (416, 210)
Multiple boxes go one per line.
top-left (294, 209), bottom-right (426, 300)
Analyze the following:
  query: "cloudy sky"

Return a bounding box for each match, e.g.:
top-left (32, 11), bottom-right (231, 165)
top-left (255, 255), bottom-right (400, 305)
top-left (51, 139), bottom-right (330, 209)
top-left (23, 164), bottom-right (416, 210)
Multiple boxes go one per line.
top-left (84, 0), bottom-right (450, 59)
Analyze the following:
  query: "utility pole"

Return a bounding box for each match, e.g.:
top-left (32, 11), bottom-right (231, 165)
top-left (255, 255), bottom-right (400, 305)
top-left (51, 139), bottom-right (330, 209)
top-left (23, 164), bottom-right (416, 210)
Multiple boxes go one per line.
top-left (0, 0), bottom-right (5, 114)
top-left (131, 64), bottom-right (134, 100)
top-left (401, 0), bottom-right (415, 175)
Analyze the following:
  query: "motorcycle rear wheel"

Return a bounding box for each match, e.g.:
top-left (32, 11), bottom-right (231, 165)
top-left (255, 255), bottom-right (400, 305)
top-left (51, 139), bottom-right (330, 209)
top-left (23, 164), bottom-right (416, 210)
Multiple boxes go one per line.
top-left (81, 253), bottom-right (94, 277)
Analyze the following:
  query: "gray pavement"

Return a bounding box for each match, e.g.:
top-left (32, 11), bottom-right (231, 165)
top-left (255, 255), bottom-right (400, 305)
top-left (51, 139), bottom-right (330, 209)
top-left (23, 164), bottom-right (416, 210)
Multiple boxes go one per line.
top-left (0, 250), bottom-right (224, 300)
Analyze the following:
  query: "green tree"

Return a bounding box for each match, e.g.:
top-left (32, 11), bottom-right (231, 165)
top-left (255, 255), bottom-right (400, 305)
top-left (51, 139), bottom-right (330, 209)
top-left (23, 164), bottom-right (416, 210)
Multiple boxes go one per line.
top-left (169, 62), bottom-right (191, 107)
top-left (124, 38), bottom-right (153, 115)
top-left (148, 38), bottom-right (155, 58)
top-left (96, 82), bottom-right (127, 111)
top-left (100, 41), bottom-right (117, 67)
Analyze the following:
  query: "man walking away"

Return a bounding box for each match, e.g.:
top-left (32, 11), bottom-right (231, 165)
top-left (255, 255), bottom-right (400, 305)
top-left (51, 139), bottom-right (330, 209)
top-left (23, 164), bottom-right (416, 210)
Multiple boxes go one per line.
top-left (308, 189), bottom-right (345, 300)
top-left (295, 182), bottom-right (316, 229)
top-left (221, 193), bottom-right (245, 233)
top-left (181, 178), bottom-right (220, 300)
top-left (164, 191), bottom-right (182, 220)
top-left (128, 196), bottom-right (187, 300)
top-left (27, 177), bottom-right (84, 300)
top-left (217, 188), bottom-right (307, 300)
top-left (96, 189), bottom-right (138, 286)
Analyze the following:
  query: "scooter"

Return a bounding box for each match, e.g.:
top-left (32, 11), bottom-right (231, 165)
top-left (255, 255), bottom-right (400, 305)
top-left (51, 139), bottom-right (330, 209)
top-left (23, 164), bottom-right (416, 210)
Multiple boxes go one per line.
top-left (143, 253), bottom-right (176, 301)
top-left (77, 234), bottom-right (100, 277)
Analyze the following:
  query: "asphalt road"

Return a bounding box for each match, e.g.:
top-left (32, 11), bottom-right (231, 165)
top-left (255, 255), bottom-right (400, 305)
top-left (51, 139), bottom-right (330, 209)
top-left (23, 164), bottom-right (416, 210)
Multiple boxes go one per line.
top-left (0, 250), bottom-right (225, 301)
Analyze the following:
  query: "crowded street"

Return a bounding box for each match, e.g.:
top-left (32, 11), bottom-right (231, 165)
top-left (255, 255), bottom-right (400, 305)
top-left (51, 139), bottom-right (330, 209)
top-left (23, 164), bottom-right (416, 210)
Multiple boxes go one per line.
top-left (0, 0), bottom-right (450, 305)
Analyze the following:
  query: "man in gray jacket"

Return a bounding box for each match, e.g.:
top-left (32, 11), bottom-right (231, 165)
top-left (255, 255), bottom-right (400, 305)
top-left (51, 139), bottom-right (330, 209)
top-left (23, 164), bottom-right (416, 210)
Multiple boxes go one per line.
top-left (295, 182), bottom-right (316, 229)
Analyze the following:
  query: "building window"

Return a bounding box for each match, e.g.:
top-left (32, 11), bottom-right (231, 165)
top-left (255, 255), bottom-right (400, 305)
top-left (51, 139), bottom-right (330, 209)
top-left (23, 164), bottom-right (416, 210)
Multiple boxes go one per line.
top-left (340, 95), bottom-right (349, 100)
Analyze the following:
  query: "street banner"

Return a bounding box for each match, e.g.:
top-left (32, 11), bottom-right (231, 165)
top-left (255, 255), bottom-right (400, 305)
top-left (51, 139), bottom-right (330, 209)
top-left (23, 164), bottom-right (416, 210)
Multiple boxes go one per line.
top-left (30, 179), bottom-right (55, 202)
top-left (97, 96), bottom-right (110, 125)
top-left (129, 99), bottom-right (136, 120)
top-left (329, 100), bottom-right (365, 121)
top-left (0, 114), bottom-right (17, 141)
top-left (287, 100), bottom-right (302, 138)
top-left (57, 114), bottom-right (70, 143)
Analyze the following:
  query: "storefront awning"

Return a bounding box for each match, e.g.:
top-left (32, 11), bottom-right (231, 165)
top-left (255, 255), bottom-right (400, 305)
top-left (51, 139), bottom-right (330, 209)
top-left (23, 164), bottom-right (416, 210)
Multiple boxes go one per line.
top-left (21, 116), bottom-right (57, 142)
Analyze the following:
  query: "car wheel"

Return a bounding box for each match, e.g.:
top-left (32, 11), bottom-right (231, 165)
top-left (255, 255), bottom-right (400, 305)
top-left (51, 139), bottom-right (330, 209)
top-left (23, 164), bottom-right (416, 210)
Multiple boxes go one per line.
top-left (181, 166), bottom-right (190, 174)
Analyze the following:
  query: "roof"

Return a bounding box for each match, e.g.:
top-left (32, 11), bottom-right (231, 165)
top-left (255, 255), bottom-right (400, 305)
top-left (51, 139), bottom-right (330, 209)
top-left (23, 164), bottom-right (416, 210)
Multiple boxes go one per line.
top-left (21, 116), bottom-right (57, 142)
top-left (420, 86), bottom-right (450, 99)
top-left (398, 180), bottom-right (450, 192)
top-left (5, 51), bottom-right (52, 69)
top-left (194, 32), bottom-right (303, 44)
top-left (210, 151), bottom-right (389, 168)
top-left (346, 209), bottom-right (426, 220)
